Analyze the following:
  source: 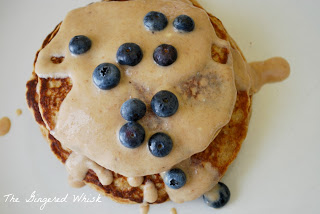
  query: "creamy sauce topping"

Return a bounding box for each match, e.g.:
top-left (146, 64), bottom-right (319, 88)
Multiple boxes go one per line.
top-left (203, 183), bottom-right (220, 202)
top-left (143, 180), bottom-right (158, 203)
top-left (170, 208), bottom-right (177, 214)
top-left (249, 57), bottom-right (290, 93)
top-left (35, 0), bottom-right (236, 177)
top-left (68, 175), bottom-right (86, 188)
top-left (0, 117), bottom-right (11, 136)
top-left (140, 180), bottom-right (158, 214)
top-left (16, 109), bottom-right (22, 116)
top-left (232, 48), bottom-right (290, 93)
top-left (140, 204), bottom-right (150, 214)
top-left (161, 160), bottom-right (219, 203)
top-left (65, 152), bottom-right (113, 186)
top-left (128, 176), bottom-right (144, 187)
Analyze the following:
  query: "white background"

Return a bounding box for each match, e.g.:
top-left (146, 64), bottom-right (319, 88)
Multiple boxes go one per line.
top-left (0, 0), bottom-right (319, 213)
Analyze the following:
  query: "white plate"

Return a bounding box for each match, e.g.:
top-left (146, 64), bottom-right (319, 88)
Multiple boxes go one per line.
top-left (1, 0), bottom-right (319, 213)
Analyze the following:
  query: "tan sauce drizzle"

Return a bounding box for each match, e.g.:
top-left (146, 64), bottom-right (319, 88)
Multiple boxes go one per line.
top-left (249, 57), bottom-right (290, 93)
top-left (143, 181), bottom-right (158, 203)
top-left (128, 176), bottom-right (144, 187)
top-left (170, 208), bottom-right (177, 214)
top-left (0, 117), bottom-right (11, 136)
top-left (68, 175), bottom-right (85, 188)
top-left (203, 184), bottom-right (220, 202)
top-left (161, 160), bottom-right (220, 203)
top-left (232, 48), bottom-right (290, 93)
top-left (139, 203), bottom-right (150, 214)
top-left (65, 152), bottom-right (113, 187)
top-left (16, 109), bottom-right (22, 116)
top-left (231, 48), bottom-right (251, 91)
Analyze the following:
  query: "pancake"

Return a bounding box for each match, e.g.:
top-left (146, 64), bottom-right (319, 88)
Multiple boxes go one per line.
top-left (26, 0), bottom-right (252, 204)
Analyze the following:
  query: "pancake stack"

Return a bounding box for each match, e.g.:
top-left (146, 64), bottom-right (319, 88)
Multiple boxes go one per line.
top-left (26, 0), bottom-right (288, 205)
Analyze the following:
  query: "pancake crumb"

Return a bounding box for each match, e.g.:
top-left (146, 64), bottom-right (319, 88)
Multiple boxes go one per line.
top-left (16, 109), bottom-right (22, 116)
top-left (0, 117), bottom-right (11, 136)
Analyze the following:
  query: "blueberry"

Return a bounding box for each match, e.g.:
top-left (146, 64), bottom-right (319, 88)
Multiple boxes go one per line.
top-left (203, 182), bottom-right (231, 208)
top-left (69, 35), bottom-right (92, 55)
top-left (148, 133), bottom-right (173, 157)
top-left (153, 44), bottom-right (178, 66)
top-left (120, 98), bottom-right (146, 121)
top-left (119, 122), bottom-right (145, 149)
top-left (92, 63), bottom-right (121, 90)
top-left (151, 90), bottom-right (179, 117)
top-left (144, 11), bottom-right (168, 32)
top-left (163, 168), bottom-right (186, 189)
top-left (116, 43), bottom-right (143, 66)
top-left (173, 15), bottom-right (195, 32)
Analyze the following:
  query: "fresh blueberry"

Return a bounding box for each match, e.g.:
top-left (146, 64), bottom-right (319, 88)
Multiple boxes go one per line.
top-left (120, 98), bottom-right (146, 121)
top-left (143, 11), bottom-right (168, 32)
top-left (163, 168), bottom-right (186, 189)
top-left (116, 43), bottom-right (143, 66)
top-left (119, 122), bottom-right (145, 149)
top-left (92, 63), bottom-right (121, 90)
top-left (173, 15), bottom-right (195, 32)
top-left (153, 44), bottom-right (178, 66)
top-left (203, 182), bottom-right (231, 208)
top-left (69, 35), bottom-right (92, 55)
top-left (151, 90), bottom-right (179, 117)
top-left (148, 133), bottom-right (173, 157)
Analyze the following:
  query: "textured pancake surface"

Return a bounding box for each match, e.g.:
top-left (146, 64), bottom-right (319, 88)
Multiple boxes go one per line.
top-left (26, 0), bottom-right (251, 204)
